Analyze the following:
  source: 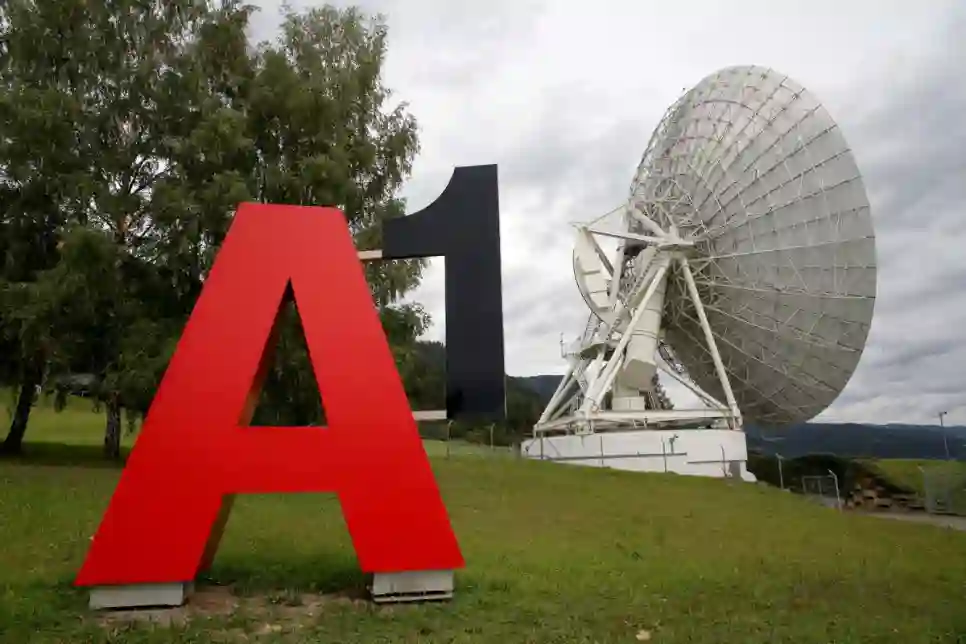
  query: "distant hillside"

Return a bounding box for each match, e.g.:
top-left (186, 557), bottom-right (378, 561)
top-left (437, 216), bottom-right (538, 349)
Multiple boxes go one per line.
top-left (516, 374), bottom-right (965, 461)
top-left (747, 422), bottom-right (966, 461)
top-left (409, 342), bottom-right (544, 434)
top-left (515, 375), bottom-right (563, 403)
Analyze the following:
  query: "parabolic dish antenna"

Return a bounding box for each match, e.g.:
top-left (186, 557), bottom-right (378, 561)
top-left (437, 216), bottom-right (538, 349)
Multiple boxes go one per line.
top-left (537, 65), bottom-right (876, 435)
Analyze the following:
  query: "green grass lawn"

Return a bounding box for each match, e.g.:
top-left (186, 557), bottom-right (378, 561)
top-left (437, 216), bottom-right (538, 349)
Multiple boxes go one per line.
top-left (2, 402), bottom-right (966, 642)
top-left (864, 458), bottom-right (966, 514)
top-left (866, 458), bottom-right (966, 495)
top-left (0, 390), bottom-right (510, 462)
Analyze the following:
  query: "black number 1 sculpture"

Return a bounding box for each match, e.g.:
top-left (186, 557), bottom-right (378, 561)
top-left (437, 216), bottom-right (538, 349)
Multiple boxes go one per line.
top-left (382, 165), bottom-right (507, 422)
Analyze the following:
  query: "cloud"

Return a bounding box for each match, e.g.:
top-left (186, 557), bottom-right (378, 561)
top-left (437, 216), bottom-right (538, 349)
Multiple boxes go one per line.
top-left (250, 0), bottom-right (966, 425)
top-left (812, 8), bottom-right (966, 424)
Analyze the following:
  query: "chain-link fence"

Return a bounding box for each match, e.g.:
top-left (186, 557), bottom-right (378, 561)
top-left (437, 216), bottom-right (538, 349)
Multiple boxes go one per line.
top-left (801, 473), bottom-right (843, 510)
top-left (419, 420), bottom-right (521, 459)
top-left (922, 464), bottom-right (966, 515)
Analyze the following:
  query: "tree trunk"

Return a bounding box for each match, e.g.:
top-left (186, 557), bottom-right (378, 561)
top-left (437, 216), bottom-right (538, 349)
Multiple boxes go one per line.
top-left (103, 393), bottom-right (122, 460)
top-left (1, 369), bottom-right (41, 454)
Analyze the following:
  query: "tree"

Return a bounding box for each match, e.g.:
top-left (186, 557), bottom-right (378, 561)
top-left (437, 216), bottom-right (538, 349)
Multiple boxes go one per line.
top-left (152, 4), bottom-right (427, 426)
top-left (405, 340), bottom-right (543, 447)
top-left (0, 0), bottom-right (245, 455)
top-left (1, 2), bottom-right (431, 451)
top-left (0, 0), bottom-right (103, 452)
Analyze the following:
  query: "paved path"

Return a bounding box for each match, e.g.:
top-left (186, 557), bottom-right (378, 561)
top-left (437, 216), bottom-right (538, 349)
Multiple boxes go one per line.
top-left (864, 512), bottom-right (966, 532)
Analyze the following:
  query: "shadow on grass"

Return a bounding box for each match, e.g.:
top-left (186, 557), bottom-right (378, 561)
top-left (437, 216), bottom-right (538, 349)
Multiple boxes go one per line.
top-left (0, 442), bottom-right (129, 469)
top-left (208, 551), bottom-right (367, 599)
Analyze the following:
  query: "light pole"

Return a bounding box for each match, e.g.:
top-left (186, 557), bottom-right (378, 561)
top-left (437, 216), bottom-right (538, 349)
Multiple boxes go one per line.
top-left (939, 411), bottom-right (950, 460)
top-left (827, 469), bottom-right (842, 511)
top-left (760, 435), bottom-right (786, 490)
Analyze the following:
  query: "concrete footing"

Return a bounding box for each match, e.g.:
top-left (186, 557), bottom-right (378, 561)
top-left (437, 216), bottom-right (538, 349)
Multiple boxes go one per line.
top-left (88, 570), bottom-right (456, 610)
top-left (369, 570), bottom-right (454, 603)
top-left (521, 428), bottom-right (757, 482)
top-left (89, 582), bottom-right (193, 610)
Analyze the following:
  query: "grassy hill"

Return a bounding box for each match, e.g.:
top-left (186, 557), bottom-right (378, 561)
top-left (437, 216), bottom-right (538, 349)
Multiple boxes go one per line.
top-left (864, 458), bottom-right (966, 512)
top-left (2, 399), bottom-right (966, 642)
top-left (746, 422), bottom-right (966, 460)
top-left (867, 458), bottom-right (966, 493)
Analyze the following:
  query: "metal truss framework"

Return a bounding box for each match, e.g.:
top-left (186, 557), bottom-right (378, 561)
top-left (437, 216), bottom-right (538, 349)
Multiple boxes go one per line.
top-left (535, 208), bottom-right (742, 436)
top-left (536, 65), bottom-right (876, 436)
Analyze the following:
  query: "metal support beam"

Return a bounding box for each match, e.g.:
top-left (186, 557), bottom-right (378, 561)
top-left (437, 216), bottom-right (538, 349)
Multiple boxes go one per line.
top-left (534, 407), bottom-right (732, 433)
top-left (537, 367), bottom-right (576, 425)
top-left (587, 227), bottom-right (668, 246)
top-left (626, 205), bottom-right (670, 239)
top-left (581, 257), bottom-right (670, 411)
top-left (358, 249), bottom-right (383, 262)
top-left (678, 256), bottom-right (742, 427)
top-left (413, 409), bottom-right (447, 421)
top-left (655, 357), bottom-right (725, 410)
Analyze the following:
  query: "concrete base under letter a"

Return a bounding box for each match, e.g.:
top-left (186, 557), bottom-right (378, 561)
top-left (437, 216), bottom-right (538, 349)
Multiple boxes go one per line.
top-left (369, 570), bottom-right (454, 603)
top-left (89, 582), bottom-right (193, 610)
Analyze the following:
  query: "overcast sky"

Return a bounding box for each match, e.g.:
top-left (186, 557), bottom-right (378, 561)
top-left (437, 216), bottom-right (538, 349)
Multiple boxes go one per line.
top-left (250, 1), bottom-right (966, 426)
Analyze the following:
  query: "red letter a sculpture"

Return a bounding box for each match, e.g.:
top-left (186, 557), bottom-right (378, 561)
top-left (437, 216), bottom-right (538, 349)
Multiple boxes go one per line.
top-left (75, 204), bottom-right (463, 597)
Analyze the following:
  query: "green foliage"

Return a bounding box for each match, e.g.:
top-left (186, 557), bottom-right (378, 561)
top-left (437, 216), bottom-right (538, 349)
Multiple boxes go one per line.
top-left (0, 1), bottom-right (431, 446)
top-left (404, 340), bottom-right (446, 410)
top-left (0, 0), bottom-right (232, 453)
top-left (153, 2), bottom-right (428, 427)
top-left (863, 458), bottom-right (966, 495)
top-left (862, 459), bottom-right (966, 515)
top-left (405, 340), bottom-right (544, 446)
top-left (747, 453), bottom-right (856, 491)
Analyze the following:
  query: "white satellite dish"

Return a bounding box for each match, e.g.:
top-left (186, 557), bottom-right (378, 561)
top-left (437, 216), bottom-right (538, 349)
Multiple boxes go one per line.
top-left (536, 65), bottom-right (876, 437)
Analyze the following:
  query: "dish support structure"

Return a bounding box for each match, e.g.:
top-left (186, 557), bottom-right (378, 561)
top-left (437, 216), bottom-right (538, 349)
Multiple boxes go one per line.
top-left (523, 209), bottom-right (756, 481)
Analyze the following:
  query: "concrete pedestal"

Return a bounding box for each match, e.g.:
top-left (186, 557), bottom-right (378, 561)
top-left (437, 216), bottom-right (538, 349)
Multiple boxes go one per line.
top-left (521, 428), bottom-right (757, 482)
top-left (369, 570), bottom-right (454, 603)
top-left (88, 570), bottom-right (455, 610)
top-left (89, 582), bottom-right (193, 610)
